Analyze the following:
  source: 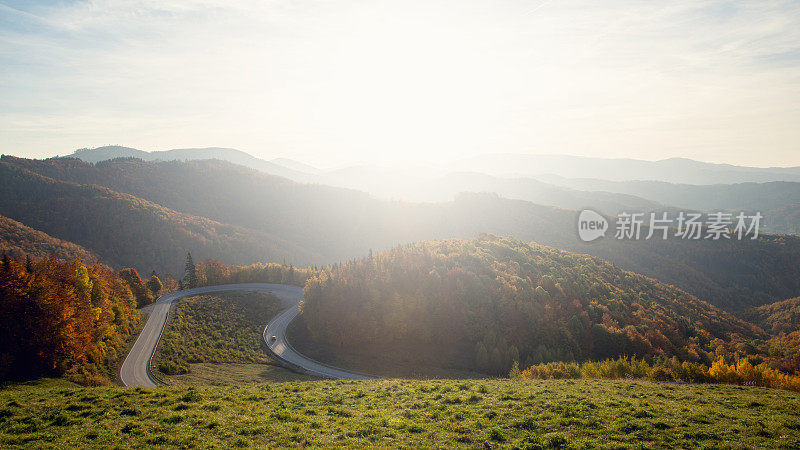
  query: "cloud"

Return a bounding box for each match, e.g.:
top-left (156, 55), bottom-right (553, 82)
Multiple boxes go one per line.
top-left (0, 0), bottom-right (798, 166)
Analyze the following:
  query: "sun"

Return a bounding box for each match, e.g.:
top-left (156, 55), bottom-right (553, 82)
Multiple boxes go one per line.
top-left (301, 10), bottom-right (527, 163)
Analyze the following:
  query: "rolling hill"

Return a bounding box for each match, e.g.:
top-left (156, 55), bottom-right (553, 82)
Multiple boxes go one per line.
top-left (538, 177), bottom-right (800, 212)
top-left (63, 147), bottom-right (666, 215)
top-left (0, 159), bottom-right (318, 274)
top-left (299, 236), bottom-right (761, 376)
top-left (744, 296), bottom-right (800, 373)
top-left (0, 214), bottom-right (100, 264)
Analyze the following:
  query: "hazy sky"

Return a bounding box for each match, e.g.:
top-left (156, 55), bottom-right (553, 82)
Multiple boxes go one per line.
top-left (1, 0), bottom-right (799, 167)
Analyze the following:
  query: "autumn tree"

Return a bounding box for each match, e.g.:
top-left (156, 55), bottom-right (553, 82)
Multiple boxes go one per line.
top-left (119, 268), bottom-right (152, 307)
top-left (0, 255), bottom-right (140, 384)
top-left (147, 273), bottom-right (163, 298)
top-left (196, 258), bottom-right (229, 286)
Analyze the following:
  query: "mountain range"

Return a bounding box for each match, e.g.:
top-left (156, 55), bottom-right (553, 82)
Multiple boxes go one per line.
top-left (60, 146), bottom-right (800, 234)
top-left (66, 145), bottom-right (800, 184)
top-left (4, 152), bottom-right (800, 313)
top-left (451, 153), bottom-right (800, 184)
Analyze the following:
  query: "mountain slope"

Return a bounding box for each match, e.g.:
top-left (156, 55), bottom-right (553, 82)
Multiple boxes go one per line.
top-left (2, 155), bottom-right (382, 261)
top-left (67, 147), bottom-right (800, 185)
top-left (269, 157), bottom-right (321, 174)
top-left (68, 145), bottom-right (148, 162)
top-left (746, 297), bottom-right (800, 373)
top-left (0, 214), bottom-right (100, 264)
top-left (300, 236), bottom-right (760, 376)
top-left (538, 177), bottom-right (800, 211)
top-left (0, 160), bottom-right (318, 274)
top-left (750, 297), bottom-right (800, 335)
top-left (6, 156), bottom-right (800, 311)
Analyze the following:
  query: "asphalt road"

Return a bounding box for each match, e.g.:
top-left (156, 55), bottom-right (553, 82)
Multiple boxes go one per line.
top-left (119, 283), bottom-right (372, 387)
top-left (263, 294), bottom-right (373, 380)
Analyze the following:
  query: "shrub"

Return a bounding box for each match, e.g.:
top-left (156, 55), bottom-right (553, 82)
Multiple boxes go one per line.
top-left (519, 356), bottom-right (800, 392)
top-left (158, 360), bottom-right (189, 375)
top-left (649, 367), bottom-right (673, 382)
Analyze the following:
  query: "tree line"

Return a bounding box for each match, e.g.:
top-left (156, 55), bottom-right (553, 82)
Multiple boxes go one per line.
top-left (516, 355), bottom-right (800, 392)
top-left (179, 252), bottom-right (315, 289)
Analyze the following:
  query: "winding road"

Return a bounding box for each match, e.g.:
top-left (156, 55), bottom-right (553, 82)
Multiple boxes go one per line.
top-left (119, 283), bottom-right (373, 387)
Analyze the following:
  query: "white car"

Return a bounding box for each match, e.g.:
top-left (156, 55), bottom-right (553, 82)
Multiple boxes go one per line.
top-left (270, 335), bottom-right (277, 343)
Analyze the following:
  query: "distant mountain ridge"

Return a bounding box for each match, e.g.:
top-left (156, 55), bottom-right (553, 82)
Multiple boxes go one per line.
top-left (65, 146), bottom-right (800, 186)
top-left (452, 154), bottom-right (800, 184)
top-left (63, 146), bottom-right (672, 216)
top-left (67, 145), bottom-right (312, 182)
top-left (534, 175), bottom-right (800, 234)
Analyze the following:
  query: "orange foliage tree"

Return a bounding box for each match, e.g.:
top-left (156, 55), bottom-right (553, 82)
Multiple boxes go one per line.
top-left (0, 255), bottom-right (141, 384)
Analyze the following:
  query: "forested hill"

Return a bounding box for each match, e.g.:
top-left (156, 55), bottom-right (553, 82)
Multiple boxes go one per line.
top-left (0, 155), bottom-right (380, 261)
top-left (0, 160), bottom-right (318, 274)
top-left (3, 155), bottom-right (800, 311)
top-left (751, 297), bottom-right (800, 334)
top-left (742, 297), bottom-right (800, 373)
top-left (0, 214), bottom-right (100, 264)
top-left (302, 236), bottom-right (761, 375)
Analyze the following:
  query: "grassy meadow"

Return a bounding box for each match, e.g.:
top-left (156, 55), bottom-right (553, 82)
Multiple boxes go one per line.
top-left (2, 377), bottom-right (799, 448)
top-left (162, 363), bottom-right (316, 386)
top-left (153, 291), bottom-right (298, 383)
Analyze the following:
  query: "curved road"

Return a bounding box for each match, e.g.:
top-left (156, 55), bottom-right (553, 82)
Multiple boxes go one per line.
top-left (120, 283), bottom-right (372, 387)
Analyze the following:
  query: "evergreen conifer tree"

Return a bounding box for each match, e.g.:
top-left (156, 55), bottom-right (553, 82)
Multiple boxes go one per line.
top-left (184, 252), bottom-right (198, 288)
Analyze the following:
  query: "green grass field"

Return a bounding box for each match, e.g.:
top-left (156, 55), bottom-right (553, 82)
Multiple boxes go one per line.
top-left (163, 363), bottom-right (316, 386)
top-left (2, 378), bottom-right (799, 448)
top-left (153, 291), bottom-right (311, 384)
top-left (155, 291), bottom-right (282, 373)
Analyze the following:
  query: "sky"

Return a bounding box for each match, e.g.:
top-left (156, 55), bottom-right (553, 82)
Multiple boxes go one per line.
top-left (0, 0), bottom-right (799, 168)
